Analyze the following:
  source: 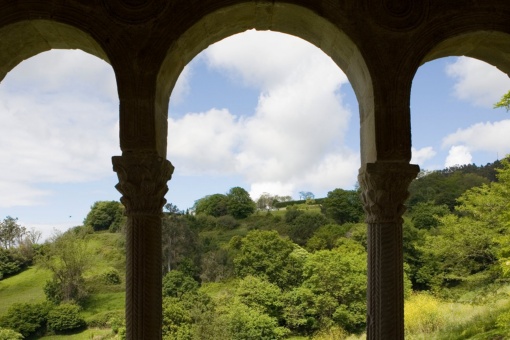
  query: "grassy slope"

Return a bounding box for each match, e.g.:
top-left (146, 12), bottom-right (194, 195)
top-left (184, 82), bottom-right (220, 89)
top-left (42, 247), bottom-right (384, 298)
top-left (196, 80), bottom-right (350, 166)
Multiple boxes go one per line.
top-left (0, 266), bottom-right (52, 315)
top-left (0, 231), bottom-right (126, 339)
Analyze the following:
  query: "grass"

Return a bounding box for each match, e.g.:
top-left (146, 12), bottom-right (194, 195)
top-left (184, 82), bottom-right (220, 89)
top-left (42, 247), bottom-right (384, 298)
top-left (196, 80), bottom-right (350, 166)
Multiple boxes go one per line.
top-left (39, 328), bottom-right (115, 339)
top-left (81, 292), bottom-right (125, 321)
top-left (0, 266), bottom-right (51, 315)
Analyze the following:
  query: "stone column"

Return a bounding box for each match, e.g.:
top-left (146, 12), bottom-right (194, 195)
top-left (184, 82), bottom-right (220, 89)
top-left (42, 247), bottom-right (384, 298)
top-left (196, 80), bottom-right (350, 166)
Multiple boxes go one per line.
top-left (358, 162), bottom-right (419, 340)
top-left (112, 151), bottom-right (174, 340)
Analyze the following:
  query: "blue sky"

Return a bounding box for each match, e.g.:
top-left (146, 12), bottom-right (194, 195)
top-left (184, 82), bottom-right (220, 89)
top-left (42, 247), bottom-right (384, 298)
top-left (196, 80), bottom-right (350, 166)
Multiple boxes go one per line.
top-left (0, 30), bottom-right (509, 240)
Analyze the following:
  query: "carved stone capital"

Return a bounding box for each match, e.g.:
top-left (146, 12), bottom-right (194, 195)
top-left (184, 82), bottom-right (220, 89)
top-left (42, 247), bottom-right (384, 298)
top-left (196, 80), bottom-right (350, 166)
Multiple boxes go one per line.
top-left (358, 162), bottom-right (419, 224)
top-left (112, 152), bottom-right (174, 216)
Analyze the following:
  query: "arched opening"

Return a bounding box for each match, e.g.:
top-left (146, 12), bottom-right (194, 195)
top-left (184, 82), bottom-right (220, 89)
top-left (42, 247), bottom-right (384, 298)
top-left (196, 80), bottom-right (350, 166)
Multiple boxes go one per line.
top-left (158, 15), bottom-right (367, 339)
top-left (404, 31), bottom-right (510, 337)
top-left (157, 3), bottom-right (374, 163)
top-left (0, 20), bottom-right (122, 327)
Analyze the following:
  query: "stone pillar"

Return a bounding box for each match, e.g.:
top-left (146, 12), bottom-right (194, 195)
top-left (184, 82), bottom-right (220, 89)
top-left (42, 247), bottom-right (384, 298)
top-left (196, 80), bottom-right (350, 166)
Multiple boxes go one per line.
top-left (358, 162), bottom-right (419, 340)
top-left (112, 151), bottom-right (174, 340)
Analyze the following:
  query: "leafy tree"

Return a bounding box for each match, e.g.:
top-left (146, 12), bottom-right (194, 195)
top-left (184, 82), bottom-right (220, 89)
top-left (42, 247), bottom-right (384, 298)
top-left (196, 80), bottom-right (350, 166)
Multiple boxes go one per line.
top-left (417, 214), bottom-right (497, 289)
top-left (407, 201), bottom-right (449, 230)
top-left (299, 191), bottom-right (315, 200)
top-left (162, 270), bottom-right (199, 299)
top-left (194, 194), bottom-right (229, 217)
top-left (83, 201), bottom-right (125, 232)
top-left (46, 303), bottom-right (85, 332)
top-left (321, 189), bottom-right (364, 225)
top-left (233, 230), bottom-right (306, 289)
top-left (37, 231), bottom-right (91, 304)
top-left (236, 276), bottom-right (283, 320)
top-left (302, 240), bottom-right (367, 333)
top-left (287, 212), bottom-right (329, 246)
top-left (220, 300), bottom-right (289, 340)
top-left (226, 187), bottom-right (256, 219)
top-left (494, 89), bottom-right (510, 111)
top-left (162, 214), bottom-right (199, 275)
top-left (306, 223), bottom-right (350, 251)
top-left (0, 216), bottom-right (25, 249)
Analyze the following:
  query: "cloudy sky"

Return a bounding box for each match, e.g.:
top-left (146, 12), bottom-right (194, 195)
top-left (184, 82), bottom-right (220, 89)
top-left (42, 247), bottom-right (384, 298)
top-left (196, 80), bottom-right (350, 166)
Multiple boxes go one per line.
top-left (0, 30), bottom-right (509, 239)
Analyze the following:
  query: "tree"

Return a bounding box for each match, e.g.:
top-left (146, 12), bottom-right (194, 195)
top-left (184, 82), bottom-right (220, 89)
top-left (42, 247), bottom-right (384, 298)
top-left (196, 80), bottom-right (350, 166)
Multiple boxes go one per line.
top-left (194, 194), bottom-right (229, 217)
top-left (83, 201), bottom-right (125, 232)
top-left (301, 240), bottom-right (367, 333)
top-left (299, 191), bottom-right (314, 200)
top-left (226, 187), bottom-right (256, 219)
top-left (162, 214), bottom-right (199, 275)
top-left (494, 90), bottom-right (510, 111)
top-left (321, 189), bottom-right (364, 225)
top-left (37, 231), bottom-right (91, 304)
top-left (233, 230), bottom-right (306, 289)
top-left (287, 212), bottom-right (329, 246)
top-left (162, 270), bottom-right (199, 299)
top-left (0, 216), bottom-right (25, 249)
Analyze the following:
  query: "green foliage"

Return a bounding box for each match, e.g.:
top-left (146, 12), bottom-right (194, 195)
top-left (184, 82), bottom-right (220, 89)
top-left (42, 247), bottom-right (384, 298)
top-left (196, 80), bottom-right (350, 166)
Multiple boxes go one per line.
top-left (217, 215), bottom-right (240, 230)
top-left (494, 89), bottom-right (510, 111)
top-left (408, 201), bottom-right (449, 230)
top-left (194, 194), bottom-right (229, 217)
top-left (233, 230), bottom-right (306, 289)
top-left (221, 300), bottom-right (290, 340)
top-left (37, 231), bottom-right (91, 304)
top-left (47, 303), bottom-right (85, 332)
top-left (306, 224), bottom-right (350, 251)
top-left (226, 187), bottom-right (256, 219)
top-left (0, 302), bottom-right (51, 337)
top-left (408, 170), bottom-right (490, 211)
top-left (236, 276), bottom-right (283, 319)
top-left (162, 214), bottom-right (200, 275)
top-left (287, 212), bottom-right (329, 246)
top-left (321, 189), bottom-right (364, 225)
top-left (162, 297), bottom-right (193, 340)
top-left (83, 201), bottom-right (125, 232)
top-left (162, 270), bottom-right (199, 299)
top-left (302, 240), bottom-right (367, 333)
top-left (0, 328), bottom-right (23, 340)
top-left (417, 214), bottom-right (497, 290)
top-left (101, 268), bottom-right (121, 285)
top-left (0, 248), bottom-right (24, 279)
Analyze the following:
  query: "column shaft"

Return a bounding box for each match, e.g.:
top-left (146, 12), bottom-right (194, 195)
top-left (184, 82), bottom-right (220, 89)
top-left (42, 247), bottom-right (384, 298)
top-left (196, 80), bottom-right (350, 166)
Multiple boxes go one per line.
top-left (358, 162), bottom-right (419, 340)
top-left (113, 152), bottom-right (174, 340)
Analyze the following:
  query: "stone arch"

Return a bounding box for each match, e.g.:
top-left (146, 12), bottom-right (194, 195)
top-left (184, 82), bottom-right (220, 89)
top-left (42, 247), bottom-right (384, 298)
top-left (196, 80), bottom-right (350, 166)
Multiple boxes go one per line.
top-left (420, 30), bottom-right (510, 76)
top-left (156, 2), bottom-right (374, 161)
top-left (0, 19), bottom-right (110, 83)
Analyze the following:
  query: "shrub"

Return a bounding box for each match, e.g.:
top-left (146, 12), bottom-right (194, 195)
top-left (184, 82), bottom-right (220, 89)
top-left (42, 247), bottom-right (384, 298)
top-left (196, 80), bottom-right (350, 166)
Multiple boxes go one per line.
top-left (0, 302), bottom-right (51, 337)
top-left (0, 328), bottom-right (23, 340)
top-left (47, 303), bottom-right (85, 332)
top-left (102, 268), bottom-right (121, 285)
top-left (217, 215), bottom-right (240, 230)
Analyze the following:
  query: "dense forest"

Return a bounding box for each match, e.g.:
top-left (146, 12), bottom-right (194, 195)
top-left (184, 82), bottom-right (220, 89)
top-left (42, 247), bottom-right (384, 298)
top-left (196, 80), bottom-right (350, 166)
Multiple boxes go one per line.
top-left (0, 157), bottom-right (510, 339)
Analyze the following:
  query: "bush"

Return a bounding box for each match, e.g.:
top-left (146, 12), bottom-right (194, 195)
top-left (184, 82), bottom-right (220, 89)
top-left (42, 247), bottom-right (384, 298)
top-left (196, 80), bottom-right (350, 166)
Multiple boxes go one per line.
top-left (47, 303), bottom-right (85, 332)
top-left (217, 215), bottom-right (240, 230)
top-left (0, 328), bottom-right (23, 340)
top-left (0, 302), bottom-right (51, 337)
top-left (102, 268), bottom-right (121, 285)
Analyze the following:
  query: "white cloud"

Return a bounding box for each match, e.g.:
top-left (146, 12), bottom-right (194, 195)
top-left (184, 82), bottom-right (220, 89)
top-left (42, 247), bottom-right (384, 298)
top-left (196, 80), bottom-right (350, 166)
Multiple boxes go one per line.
top-left (411, 146), bottom-right (436, 166)
top-left (442, 120), bottom-right (510, 157)
top-left (445, 145), bottom-right (473, 167)
top-left (168, 31), bottom-right (359, 198)
top-left (0, 50), bottom-right (119, 207)
top-left (446, 57), bottom-right (510, 108)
